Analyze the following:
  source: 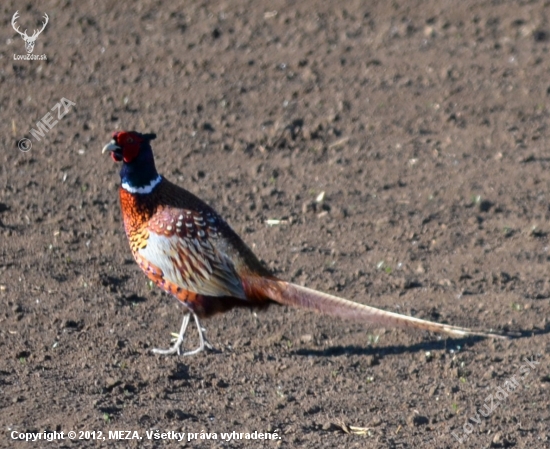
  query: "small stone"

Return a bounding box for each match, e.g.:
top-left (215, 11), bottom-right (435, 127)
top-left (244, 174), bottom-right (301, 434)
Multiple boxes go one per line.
top-left (408, 362), bottom-right (419, 375)
top-left (300, 334), bottom-right (313, 343)
top-left (365, 355), bottom-right (379, 367)
top-left (302, 201), bottom-right (316, 214)
top-left (105, 377), bottom-right (119, 389)
top-left (370, 416), bottom-right (382, 427)
top-left (12, 304), bottom-right (23, 313)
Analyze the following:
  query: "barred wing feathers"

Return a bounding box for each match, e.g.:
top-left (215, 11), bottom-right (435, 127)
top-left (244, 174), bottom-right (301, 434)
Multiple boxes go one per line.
top-left (137, 207), bottom-right (246, 300)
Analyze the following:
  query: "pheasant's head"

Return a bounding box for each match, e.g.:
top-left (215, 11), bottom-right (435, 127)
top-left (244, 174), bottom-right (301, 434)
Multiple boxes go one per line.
top-left (102, 130), bottom-right (157, 163)
top-left (103, 131), bottom-right (160, 193)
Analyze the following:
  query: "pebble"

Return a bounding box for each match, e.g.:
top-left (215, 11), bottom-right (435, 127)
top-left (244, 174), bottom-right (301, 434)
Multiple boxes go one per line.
top-left (370, 416), bottom-right (382, 427)
top-left (300, 334), bottom-right (313, 343)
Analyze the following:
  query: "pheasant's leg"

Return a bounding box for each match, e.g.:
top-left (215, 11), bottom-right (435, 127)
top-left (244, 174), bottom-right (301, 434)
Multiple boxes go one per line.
top-left (180, 312), bottom-right (215, 356)
top-left (151, 312), bottom-right (191, 355)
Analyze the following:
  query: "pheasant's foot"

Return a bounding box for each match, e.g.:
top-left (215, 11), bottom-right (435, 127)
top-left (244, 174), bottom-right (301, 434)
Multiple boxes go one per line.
top-left (151, 312), bottom-right (216, 356)
top-left (179, 313), bottom-right (215, 356)
top-left (151, 312), bottom-right (190, 355)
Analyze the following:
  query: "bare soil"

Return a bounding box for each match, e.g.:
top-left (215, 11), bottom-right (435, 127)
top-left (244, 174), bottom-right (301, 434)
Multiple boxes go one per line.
top-left (1, 0), bottom-right (550, 447)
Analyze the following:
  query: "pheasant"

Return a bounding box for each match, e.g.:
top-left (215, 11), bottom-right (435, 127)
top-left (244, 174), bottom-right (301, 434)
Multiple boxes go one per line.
top-left (103, 131), bottom-right (505, 356)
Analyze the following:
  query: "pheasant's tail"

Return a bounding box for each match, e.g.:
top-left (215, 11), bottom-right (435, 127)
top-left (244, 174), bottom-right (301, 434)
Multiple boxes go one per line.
top-left (260, 279), bottom-right (507, 340)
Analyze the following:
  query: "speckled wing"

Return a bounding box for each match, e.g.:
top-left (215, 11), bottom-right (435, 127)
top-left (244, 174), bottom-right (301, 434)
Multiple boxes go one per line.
top-left (137, 207), bottom-right (247, 299)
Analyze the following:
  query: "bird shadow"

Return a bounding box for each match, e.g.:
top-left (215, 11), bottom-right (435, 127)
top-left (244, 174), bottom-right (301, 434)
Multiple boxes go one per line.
top-left (292, 327), bottom-right (548, 358)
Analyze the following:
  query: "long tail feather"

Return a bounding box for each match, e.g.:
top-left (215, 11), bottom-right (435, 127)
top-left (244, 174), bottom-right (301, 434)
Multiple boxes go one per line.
top-left (261, 279), bottom-right (507, 339)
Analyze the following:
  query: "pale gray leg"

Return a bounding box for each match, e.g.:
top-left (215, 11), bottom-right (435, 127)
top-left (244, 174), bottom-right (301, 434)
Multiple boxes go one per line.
top-left (151, 312), bottom-right (214, 356)
top-left (151, 313), bottom-right (190, 355)
top-left (179, 312), bottom-right (214, 356)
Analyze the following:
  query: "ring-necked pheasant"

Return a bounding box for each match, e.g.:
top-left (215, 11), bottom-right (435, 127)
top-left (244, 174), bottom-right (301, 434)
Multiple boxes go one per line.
top-left (103, 131), bottom-right (505, 356)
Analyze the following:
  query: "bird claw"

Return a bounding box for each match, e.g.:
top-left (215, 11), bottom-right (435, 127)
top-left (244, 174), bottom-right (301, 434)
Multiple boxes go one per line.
top-left (151, 312), bottom-right (215, 356)
top-left (151, 345), bottom-right (181, 356)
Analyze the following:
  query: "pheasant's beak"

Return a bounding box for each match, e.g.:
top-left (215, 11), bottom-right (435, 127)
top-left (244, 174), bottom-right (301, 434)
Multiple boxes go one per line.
top-left (102, 140), bottom-right (123, 162)
top-left (102, 140), bottom-right (121, 153)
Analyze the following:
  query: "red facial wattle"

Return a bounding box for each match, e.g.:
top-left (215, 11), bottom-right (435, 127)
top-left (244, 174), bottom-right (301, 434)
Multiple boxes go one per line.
top-left (113, 131), bottom-right (142, 163)
top-left (122, 143), bottom-right (140, 163)
top-left (110, 151), bottom-right (123, 162)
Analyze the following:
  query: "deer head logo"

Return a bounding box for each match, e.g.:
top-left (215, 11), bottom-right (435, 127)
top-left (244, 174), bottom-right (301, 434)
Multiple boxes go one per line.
top-left (11, 11), bottom-right (49, 54)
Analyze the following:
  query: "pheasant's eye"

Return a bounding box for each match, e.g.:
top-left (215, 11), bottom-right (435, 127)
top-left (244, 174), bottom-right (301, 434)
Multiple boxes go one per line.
top-left (127, 138), bottom-right (134, 144)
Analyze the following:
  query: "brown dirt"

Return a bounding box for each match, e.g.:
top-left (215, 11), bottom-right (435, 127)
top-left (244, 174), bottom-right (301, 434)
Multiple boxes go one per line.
top-left (1, 0), bottom-right (550, 447)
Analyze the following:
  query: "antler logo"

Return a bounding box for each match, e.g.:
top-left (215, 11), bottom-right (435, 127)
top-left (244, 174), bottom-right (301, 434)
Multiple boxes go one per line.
top-left (11, 11), bottom-right (49, 54)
